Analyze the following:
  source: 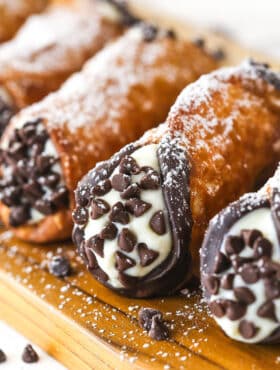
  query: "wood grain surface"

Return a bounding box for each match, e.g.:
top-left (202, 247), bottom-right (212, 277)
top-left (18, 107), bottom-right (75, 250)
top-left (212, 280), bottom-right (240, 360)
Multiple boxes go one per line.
top-left (1, 5), bottom-right (280, 370)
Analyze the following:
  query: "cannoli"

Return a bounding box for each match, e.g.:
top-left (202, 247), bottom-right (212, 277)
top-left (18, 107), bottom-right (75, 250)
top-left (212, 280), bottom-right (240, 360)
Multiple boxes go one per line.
top-left (73, 61), bottom-right (280, 298)
top-left (0, 0), bottom-right (130, 134)
top-left (0, 0), bottom-right (48, 43)
top-left (201, 160), bottom-right (280, 343)
top-left (0, 25), bottom-right (217, 243)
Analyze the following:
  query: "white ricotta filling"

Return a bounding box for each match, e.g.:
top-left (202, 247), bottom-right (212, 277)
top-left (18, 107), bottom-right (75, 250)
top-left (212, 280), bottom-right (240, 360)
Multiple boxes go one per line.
top-left (84, 144), bottom-right (172, 288)
top-left (212, 208), bottom-right (280, 343)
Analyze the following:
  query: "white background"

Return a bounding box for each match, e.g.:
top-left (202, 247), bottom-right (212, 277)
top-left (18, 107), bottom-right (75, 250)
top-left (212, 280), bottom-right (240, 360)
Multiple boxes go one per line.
top-left (1, 1), bottom-right (280, 369)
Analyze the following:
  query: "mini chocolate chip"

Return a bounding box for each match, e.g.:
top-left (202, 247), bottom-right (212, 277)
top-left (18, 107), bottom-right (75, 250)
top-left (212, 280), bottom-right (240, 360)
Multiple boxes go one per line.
top-left (72, 226), bottom-right (84, 246)
top-left (120, 183), bottom-right (140, 199)
top-left (48, 255), bottom-right (71, 277)
top-left (265, 279), bottom-right (280, 300)
top-left (100, 222), bottom-right (118, 240)
top-left (8, 142), bottom-right (26, 160)
top-left (115, 251), bottom-right (136, 272)
top-left (214, 252), bottom-right (231, 273)
top-left (140, 170), bottom-right (160, 190)
top-left (240, 264), bottom-right (260, 284)
top-left (203, 274), bottom-right (220, 295)
top-left (19, 122), bottom-right (36, 143)
top-left (193, 37), bottom-right (205, 48)
top-left (231, 256), bottom-right (254, 272)
top-left (76, 186), bottom-right (91, 207)
top-left (37, 172), bottom-right (60, 188)
top-left (149, 211), bottom-right (166, 235)
top-left (238, 320), bottom-right (259, 339)
top-left (9, 206), bottom-right (30, 227)
top-left (137, 243), bottom-right (159, 267)
top-left (94, 267), bottom-right (109, 282)
top-left (234, 287), bottom-right (255, 304)
top-left (91, 179), bottom-right (111, 196)
top-left (22, 344), bottom-right (39, 363)
top-left (125, 198), bottom-right (151, 217)
top-left (212, 48), bottom-right (226, 61)
top-left (87, 235), bottom-right (104, 257)
top-left (166, 29), bottom-right (176, 39)
top-left (225, 235), bottom-right (244, 256)
top-left (111, 173), bottom-right (131, 192)
top-left (118, 228), bottom-right (137, 252)
top-left (51, 187), bottom-right (69, 208)
top-left (1, 186), bottom-right (21, 206)
top-left (91, 199), bottom-right (110, 219)
top-left (209, 300), bottom-right (226, 318)
top-left (84, 246), bottom-right (98, 269)
top-left (226, 300), bottom-right (247, 320)
top-left (260, 259), bottom-right (280, 279)
top-left (36, 155), bottom-right (56, 174)
top-left (118, 271), bottom-right (138, 287)
top-left (142, 23), bottom-right (158, 42)
top-left (149, 314), bottom-right (169, 341)
top-left (109, 202), bottom-right (129, 224)
top-left (257, 300), bottom-right (277, 321)
top-left (220, 273), bottom-right (235, 290)
top-left (23, 181), bottom-right (43, 199)
top-left (241, 229), bottom-right (263, 247)
top-left (72, 206), bottom-right (89, 225)
top-left (138, 307), bottom-right (162, 331)
top-left (253, 237), bottom-right (272, 259)
top-left (0, 349), bottom-right (6, 363)
top-left (119, 156), bottom-right (140, 175)
top-left (34, 198), bottom-right (55, 215)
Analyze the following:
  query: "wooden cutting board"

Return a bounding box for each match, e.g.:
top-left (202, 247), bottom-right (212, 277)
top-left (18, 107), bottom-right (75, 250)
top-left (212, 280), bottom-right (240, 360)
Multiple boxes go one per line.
top-left (1, 3), bottom-right (280, 370)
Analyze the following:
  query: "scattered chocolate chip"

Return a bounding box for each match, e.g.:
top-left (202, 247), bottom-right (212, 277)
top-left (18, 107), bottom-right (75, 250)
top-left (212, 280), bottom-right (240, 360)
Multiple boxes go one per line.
top-left (257, 300), bottom-right (277, 321)
top-left (125, 198), bottom-right (151, 217)
top-left (265, 279), bottom-right (280, 300)
top-left (93, 267), bottom-right (109, 282)
top-left (100, 222), bottom-right (118, 240)
top-left (37, 173), bottom-right (60, 188)
top-left (212, 47), bottom-right (226, 61)
top-left (22, 344), bottom-right (39, 363)
top-left (115, 251), bottom-right (136, 272)
top-left (231, 256), bottom-right (254, 272)
top-left (23, 181), bottom-right (43, 200)
top-left (240, 264), bottom-right (260, 284)
top-left (120, 183), bottom-right (140, 199)
top-left (149, 314), bottom-right (169, 341)
top-left (226, 300), bottom-right (247, 320)
top-left (109, 202), bottom-right (129, 224)
top-left (91, 179), bottom-right (111, 196)
top-left (140, 170), bottom-right (160, 190)
top-left (51, 186), bottom-right (69, 208)
top-left (203, 274), bottom-right (220, 295)
top-left (238, 320), bottom-right (259, 339)
top-left (220, 273), bottom-right (234, 290)
top-left (48, 255), bottom-right (71, 277)
top-left (1, 186), bottom-right (21, 206)
top-left (225, 235), bottom-right (244, 255)
top-left (84, 246), bottom-right (98, 269)
top-left (87, 235), bottom-right (104, 257)
top-left (34, 198), bottom-right (54, 215)
top-left (36, 155), bottom-right (56, 174)
top-left (165, 29), bottom-right (176, 39)
top-left (209, 300), bottom-right (226, 318)
top-left (260, 259), bottom-right (280, 279)
top-left (253, 237), bottom-right (272, 259)
top-left (234, 287), bottom-right (255, 305)
top-left (72, 206), bottom-right (88, 225)
top-left (149, 211), bottom-right (166, 235)
top-left (119, 156), bottom-right (140, 175)
top-left (192, 37), bottom-right (205, 48)
top-left (241, 229), bottom-right (262, 247)
top-left (76, 186), bottom-right (91, 207)
top-left (214, 252), bottom-right (231, 273)
top-left (72, 227), bottom-right (84, 246)
top-left (9, 205), bottom-right (30, 227)
top-left (142, 23), bottom-right (158, 42)
top-left (111, 173), bottom-right (131, 192)
top-left (118, 228), bottom-right (137, 252)
top-left (118, 271), bottom-right (138, 287)
top-left (0, 349), bottom-right (6, 363)
top-left (138, 307), bottom-right (162, 330)
top-left (137, 243), bottom-right (159, 267)
top-left (91, 199), bottom-right (110, 219)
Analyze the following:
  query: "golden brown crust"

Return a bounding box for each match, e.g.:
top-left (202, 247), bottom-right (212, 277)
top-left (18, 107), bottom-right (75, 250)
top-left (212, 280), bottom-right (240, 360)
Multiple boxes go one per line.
top-left (0, 0), bottom-right (48, 43)
top-left (0, 28), bottom-right (217, 243)
top-left (0, 0), bottom-right (123, 108)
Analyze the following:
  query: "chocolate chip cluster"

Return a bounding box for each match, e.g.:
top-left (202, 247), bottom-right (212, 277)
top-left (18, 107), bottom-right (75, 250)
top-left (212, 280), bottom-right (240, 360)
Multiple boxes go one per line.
top-left (0, 96), bottom-right (14, 137)
top-left (203, 228), bottom-right (280, 340)
top-left (0, 118), bottom-right (69, 226)
top-left (73, 152), bottom-right (168, 287)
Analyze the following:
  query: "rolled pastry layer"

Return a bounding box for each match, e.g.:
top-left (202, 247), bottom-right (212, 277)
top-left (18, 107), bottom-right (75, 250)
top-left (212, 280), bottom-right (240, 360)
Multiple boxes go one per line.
top-left (201, 161), bottom-right (280, 343)
top-left (73, 61), bottom-right (280, 297)
top-left (0, 0), bottom-right (48, 43)
top-left (0, 0), bottom-right (127, 133)
top-left (0, 25), bottom-right (217, 243)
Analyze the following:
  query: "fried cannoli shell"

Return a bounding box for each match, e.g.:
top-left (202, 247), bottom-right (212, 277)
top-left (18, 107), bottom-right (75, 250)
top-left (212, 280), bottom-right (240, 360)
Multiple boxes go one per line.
top-left (0, 26), bottom-right (217, 243)
top-left (0, 0), bottom-right (124, 109)
top-left (0, 0), bottom-right (48, 43)
top-left (72, 61), bottom-right (280, 297)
